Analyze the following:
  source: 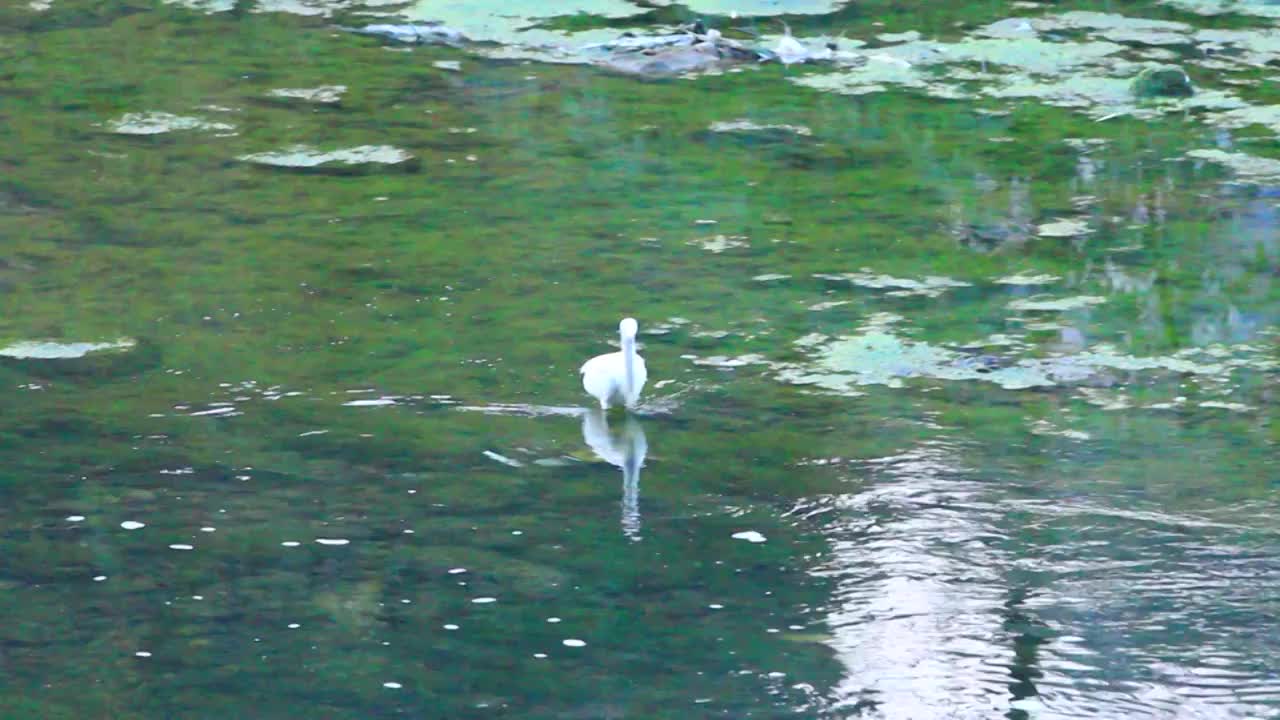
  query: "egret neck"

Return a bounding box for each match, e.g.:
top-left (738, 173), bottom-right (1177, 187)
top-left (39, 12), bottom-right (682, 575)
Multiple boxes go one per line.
top-left (622, 332), bottom-right (637, 396)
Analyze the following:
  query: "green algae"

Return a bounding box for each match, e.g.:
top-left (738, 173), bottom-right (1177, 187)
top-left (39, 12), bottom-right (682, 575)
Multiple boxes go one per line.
top-left (1188, 148), bottom-right (1280, 182)
top-left (1008, 295), bottom-right (1106, 311)
top-left (813, 270), bottom-right (971, 297)
top-left (1161, 0), bottom-right (1280, 18)
top-left (778, 328), bottom-right (1271, 393)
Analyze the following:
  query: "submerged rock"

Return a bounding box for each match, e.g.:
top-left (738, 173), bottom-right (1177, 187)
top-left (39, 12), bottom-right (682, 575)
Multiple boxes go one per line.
top-left (768, 24), bottom-right (840, 65)
top-left (708, 119), bottom-right (813, 136)
top-left (599, 42), bottom-right (734, 75)
top-left (106, 111), bottom-right (235, 136)
top-left (237, 145), bottom-right (418, 174)
top-left (414, 546), bottom-right (569, 599)
top-left (0, 338), bottom-right (159, 378)
top-left (341, 23), bottom-right (467, 47)
top-left (265, 85), bottom-right (346, 105)
top-left (594, 24), bottom-right (857, 75)
top-left (587, 24), bottom-right (766, 76)
top-left (581, 30), bottom-right (703, 54)
top-left (343, 15), bottom-right (849, 78)
top-left (1132, 64), bottom-right (1194, 98)
top-left (0, 339), bottom-right (135, 359)
top-left (950, 220), bottom-right (1033, 253)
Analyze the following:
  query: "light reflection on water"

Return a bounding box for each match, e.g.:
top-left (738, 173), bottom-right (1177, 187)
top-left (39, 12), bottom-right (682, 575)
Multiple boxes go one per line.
top-left (812, 439), bottom-right (1016, 718)
top-left (808, 438), bottom-right (1280, 719)
top-left (581, 409), bottom-right (647, 541)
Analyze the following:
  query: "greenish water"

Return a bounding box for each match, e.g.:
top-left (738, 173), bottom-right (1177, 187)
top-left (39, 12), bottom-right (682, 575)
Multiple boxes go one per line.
top-left (1, 1), bottom-right (1278, 718)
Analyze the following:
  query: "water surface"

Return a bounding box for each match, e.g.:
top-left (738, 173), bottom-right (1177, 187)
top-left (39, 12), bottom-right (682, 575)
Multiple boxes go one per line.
top-left (1, 1), bottom-right (1277, 718)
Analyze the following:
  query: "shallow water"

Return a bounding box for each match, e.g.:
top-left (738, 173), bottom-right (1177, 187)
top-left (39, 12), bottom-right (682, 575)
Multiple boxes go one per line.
top-left (1, 1), bottom-right (1278, 718)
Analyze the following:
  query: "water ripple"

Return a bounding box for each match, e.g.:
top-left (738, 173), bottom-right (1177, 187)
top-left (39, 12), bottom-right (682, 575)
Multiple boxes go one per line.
top-left (809, 439), bottom-right (1280, 718)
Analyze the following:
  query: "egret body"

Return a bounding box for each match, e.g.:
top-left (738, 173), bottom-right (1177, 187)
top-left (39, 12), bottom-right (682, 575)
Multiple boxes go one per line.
top-left (580, 318), bottom-right (648, 411)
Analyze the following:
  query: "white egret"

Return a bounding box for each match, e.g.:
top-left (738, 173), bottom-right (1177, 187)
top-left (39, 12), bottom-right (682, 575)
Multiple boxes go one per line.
top-left (580, 317), bottom-right (647, 411)
top-left (582, 409), bottom-right (647, 541)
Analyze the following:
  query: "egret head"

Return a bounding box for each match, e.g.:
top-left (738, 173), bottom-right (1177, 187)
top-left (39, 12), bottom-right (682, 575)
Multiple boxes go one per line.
top-left (619, 317), bottom-right (638, 338)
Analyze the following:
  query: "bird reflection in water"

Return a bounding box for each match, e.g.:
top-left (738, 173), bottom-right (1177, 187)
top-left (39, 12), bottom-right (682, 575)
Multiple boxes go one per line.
top-left (581, 408), bottom-right (647, 541)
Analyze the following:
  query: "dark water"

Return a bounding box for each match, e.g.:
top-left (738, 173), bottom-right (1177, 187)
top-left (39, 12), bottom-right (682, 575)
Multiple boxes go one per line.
top-left (1, 1), bottom-right (1278, 718)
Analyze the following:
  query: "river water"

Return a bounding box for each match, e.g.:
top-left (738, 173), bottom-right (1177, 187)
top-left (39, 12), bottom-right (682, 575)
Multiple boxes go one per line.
top-left (1, 1), bottom-right (1277, 718)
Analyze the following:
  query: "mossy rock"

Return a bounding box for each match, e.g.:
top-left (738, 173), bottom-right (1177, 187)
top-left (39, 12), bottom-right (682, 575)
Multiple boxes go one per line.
top-left (1132, 64), bottom-right (1193, 98)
